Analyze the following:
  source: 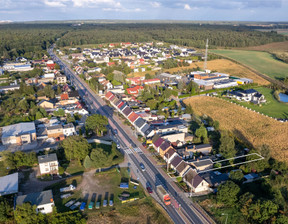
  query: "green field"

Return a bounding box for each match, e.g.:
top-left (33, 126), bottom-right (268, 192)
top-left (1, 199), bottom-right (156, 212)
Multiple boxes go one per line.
top-left (225, 87), bottom-right (288, 119)
top-left (212, 49), bottom-right (288, 80)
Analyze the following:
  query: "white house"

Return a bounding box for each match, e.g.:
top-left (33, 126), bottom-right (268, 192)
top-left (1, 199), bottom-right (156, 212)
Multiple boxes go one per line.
top-left (15, 190), bottom-right (55, 214)
top-left (63, 123), bottom-right (76, 137)
top-left (38, 153), bottom-right (59, 175)
top-left (183, 169), bottom-right (210, 193)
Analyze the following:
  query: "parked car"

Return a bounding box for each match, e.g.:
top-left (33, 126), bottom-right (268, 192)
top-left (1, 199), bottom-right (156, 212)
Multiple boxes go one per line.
top-left (95, 201), bottom-right (100, 209)
top-left (80, 202), bottom-right (86, 211)
top-left (103, 200), bottom-right (107, 207)
top-left (109, 200), bottom-right (114, 207)
top-left (88, 202), bottom-right (94, 209)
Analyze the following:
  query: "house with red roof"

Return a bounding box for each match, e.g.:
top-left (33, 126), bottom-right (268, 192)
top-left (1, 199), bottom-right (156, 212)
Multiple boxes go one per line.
top-left (126, 86), bottom-right (144, 96)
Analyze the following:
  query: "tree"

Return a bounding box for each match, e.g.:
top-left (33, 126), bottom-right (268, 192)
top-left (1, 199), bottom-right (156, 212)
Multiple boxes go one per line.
top-left (245, 200), bottom-right (278, 223)
top-left (61, 136), bottom-right (90, 163)
top-left (0, 199), bottom-right (12, 222)
top-left (66, 113), bottom-right (75, 123)
top-left (276, 215), bottom-right (288, 224)
top-left (217, 180), bottom-right (240, 206)
top-left (56, 86), bottom-right (62, 95)
top-left (146, 99), bottom-right (158, 110)
top-left (185, 105), bottom-right (193, 114)
top-left (195, 125), bottom-right (208, 143)
top-left (43, 85), bottom-right (55, 99)
top-left (219, 131), bottom-right (236, 158)
top-left (14, 203), bottom-right (45, 224)
top-left (53, 109), bottom-right (65, 117)
top-left (85, 114), bottom-right (108, 136)
top-left (229, 170), bottom-right (244, 183)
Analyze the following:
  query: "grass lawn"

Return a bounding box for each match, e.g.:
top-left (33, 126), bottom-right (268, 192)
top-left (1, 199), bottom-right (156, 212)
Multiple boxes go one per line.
top-left (93, 167), bottom-right (145, 206)
top-left (211, 49), bottom-right (288, 80)
top-left (65, 160), bottom-right (85, 176)
top-left (44, 176), bottom-right (83, 212)
top-left (224, 87), bottom-right (288, 119)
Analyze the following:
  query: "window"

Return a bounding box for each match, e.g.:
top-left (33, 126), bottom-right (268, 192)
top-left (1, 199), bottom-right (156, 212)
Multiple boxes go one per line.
top-left (38, 207), bottom-right (45, 211)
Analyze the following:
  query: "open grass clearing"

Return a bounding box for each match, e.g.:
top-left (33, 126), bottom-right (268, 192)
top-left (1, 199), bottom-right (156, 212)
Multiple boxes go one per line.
top-left (184, 96), bottom-right (288, 163)
top-left (211, 50), bottom-right (288, 80)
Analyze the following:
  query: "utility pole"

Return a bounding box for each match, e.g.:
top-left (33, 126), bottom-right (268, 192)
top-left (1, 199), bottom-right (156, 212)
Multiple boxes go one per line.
top-left (204, 39), bottom-right (209, 72)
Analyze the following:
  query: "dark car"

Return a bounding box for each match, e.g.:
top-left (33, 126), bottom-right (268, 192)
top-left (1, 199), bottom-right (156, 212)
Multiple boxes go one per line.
top-left (146, 186), bottom-right (153, 194)
top-left (114, 129), bottom-right (118, 135)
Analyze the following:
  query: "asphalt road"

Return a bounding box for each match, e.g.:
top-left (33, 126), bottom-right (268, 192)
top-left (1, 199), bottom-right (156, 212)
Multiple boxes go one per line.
top-left (49, 46), bottom-right (213, 224)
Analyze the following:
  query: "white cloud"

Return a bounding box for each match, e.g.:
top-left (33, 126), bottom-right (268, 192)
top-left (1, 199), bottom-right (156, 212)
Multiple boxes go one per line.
top-left (43, 0), bottom-right (66, 7)
top-left (184, 4), bottom-right (191, 10)
top-left (150, 2), bottom-right (161, 8)
top-left (72, 0), bottom-right (116, 7)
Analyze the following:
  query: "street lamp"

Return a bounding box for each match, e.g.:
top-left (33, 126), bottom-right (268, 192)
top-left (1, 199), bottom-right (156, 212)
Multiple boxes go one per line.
top-left (221, 213), bottom-right (228, 224)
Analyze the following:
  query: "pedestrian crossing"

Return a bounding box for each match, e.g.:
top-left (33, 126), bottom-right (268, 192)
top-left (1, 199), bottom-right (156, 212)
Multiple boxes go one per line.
top-left (124, 147), bottom-right (142, 154)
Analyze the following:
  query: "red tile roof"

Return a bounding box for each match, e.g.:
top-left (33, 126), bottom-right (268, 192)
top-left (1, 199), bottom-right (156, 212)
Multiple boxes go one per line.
top-left (117, 101), bottom-right (124, 109)
top-left (128, 112), bottom-right (140, 123)
top-left (126, 86), bottom-right (144, 95)
top-left (61, 93), bottom-right (69, 100)
top-left (105, 91), bottom-right (114, 100)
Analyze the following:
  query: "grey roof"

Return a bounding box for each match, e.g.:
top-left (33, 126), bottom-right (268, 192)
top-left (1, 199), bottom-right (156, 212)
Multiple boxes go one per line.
top-left (1, 122), bottom-right (36, 138)
top-left (63, 123), bottom-right (74, 129)
top-left (16, 190), bottom-right (54, 207)
top-left (192, 159), bottom-right (213, 167)
top-left (120, 103), bottom-right (127, 111)
top-left (0, 173), bottom-right (18, 196)
top-left (183, 169), bottom-right (204, 188)
top-left (200, 172), bottom-right (229, 187)
top-left (176, 161), bottom-right (189, 174)
top-left (134, 118), bottom-right (146, 128)
top-left (195, 144), bottom-right (212, 150)
top-left (171, 155), bottom-right (182, 168)
top-left (160, 141), bottom-right (171, 151)
top-left (164, 147), bottom-right (176, 159)
top-left (143, 126), bottom-right (153, 136)
top-left (122, 107), bottom-right (132, 116)
top-left (38, 153), bottom-right (58, 164)
top-left (47, 124), bottom-right (63, 131)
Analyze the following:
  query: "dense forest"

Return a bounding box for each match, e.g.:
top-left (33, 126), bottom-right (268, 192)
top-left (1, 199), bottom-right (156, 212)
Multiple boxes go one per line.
top-left (0, 23), bottom-right (287, 60)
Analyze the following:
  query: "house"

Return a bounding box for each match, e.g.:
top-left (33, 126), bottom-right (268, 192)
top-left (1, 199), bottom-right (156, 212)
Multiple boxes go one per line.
top-left (190, 158), bottom-right (213, 171)
top-left (228, 89), bottom-right (266, 104)
top-left (56, 75), bottom-right (67, 84)
top-left (15, 190), bottom-right (55, 214)
top-left (63, 123), bottom-right (76, 137)
top-left (46, 60), bottom-right (55, 70)
top-left (199, 171), bottom-right (229, 187)
top-left (25, 78), bottom-right (38, 85)
top-left (126, 86), bottom-right (144, 96)
top-left (159, 140), bottom-right (173, 157)
top-left (99, 80), bottom-right (113, 90)
top-left (0, 173), bottom-right (18, 196)
top-left (161, 132), bottom-right (186, 143)
top-left (37, 100), bottom-right (54, 109)
top-left (38, 153), bottom-right (59, 175)
top-left (183, 169), bottom-right (210, 193)
top-left (170, 155), bottom-right (183, 170)
top-left (175, 160), bottom-right (190, 177)
top-left (194, 144), bottom-right (213, 156)
top-left (1, 122), bottom-right (36, 145)
top-left (0, 85), bottom-right (20, 93)
top-left (46, 124), bottom-right (63, 139)
top-left (164, 147), bottom-right (177, 163)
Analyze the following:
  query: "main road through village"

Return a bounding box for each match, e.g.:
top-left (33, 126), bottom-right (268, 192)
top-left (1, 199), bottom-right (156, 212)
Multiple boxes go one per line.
top-left (48, 45), bottom-right (214, 224)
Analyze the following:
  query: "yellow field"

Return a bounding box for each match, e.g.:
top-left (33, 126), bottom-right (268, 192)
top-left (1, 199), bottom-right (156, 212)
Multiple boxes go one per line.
top-left (128, 59), bottom-right (270, 85)
top-left (184, 96), bottom-right (288, 162)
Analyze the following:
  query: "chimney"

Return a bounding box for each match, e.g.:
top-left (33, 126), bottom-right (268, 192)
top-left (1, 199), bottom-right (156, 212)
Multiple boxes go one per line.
top-left (200, 155), bottom-right (202, 159)
top-left (197, 159), bottom-right (199, 162)
top-left (193, 156), bottom-right (195, 160)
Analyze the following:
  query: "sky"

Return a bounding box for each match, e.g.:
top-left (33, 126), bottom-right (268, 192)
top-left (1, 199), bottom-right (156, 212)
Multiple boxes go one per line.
top-left (0, 0), bottom-right (287, 22)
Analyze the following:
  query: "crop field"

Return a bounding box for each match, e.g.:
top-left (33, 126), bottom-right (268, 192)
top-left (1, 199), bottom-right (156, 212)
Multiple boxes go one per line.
top-left (211, 50), bottom-right (288, 80)
top-left (224, 87), bottom-right (288, 119)
top-left (239, 40), bottom-right (288, 51)
top-left (128, 59), bottom-right (269, 85)
top-left (184, 96), bottom-right (288, 162)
